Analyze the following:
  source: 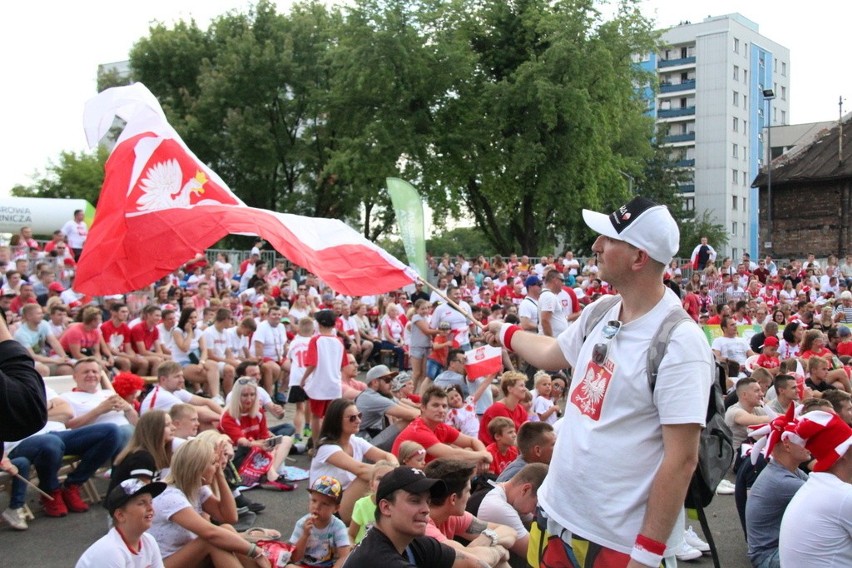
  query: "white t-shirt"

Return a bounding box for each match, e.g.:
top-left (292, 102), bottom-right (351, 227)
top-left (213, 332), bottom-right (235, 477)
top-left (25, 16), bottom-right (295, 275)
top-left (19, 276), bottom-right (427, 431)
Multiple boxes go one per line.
top-left (156, 324), bottom-right (178, 355)
top-left (140, 386), bottom-right (193, 414)
top-left (478, 484), bottom-right (529, 539)
top-left (538, 289), bottom-right (570, 337)
top-left (518, 296), bottom-right (539, 328)
top-left (201, 325), bottom-right (231, 359)
top-left (541, 290), bottom-right (713, 555)
top-left (61, 389), bottom-right (131, 427)
top-left (779, 472), bottom-right (852, 567)
top-left (75, 527), bottom-right (164, 568)
top-left (62, 220), bottom-right (88, 249)
top-left (254, 320), bottom-right (287, 360)
top-left (149, 485), bottom-right (213, 558)
top-left (224, 327), bottom-right (248, 359)
top-left (309, 436), bottom-right (374, 490)
top-left (711, 336), bottom-right (751, 366)
top-left (303, 335), bottom-right (346, 400)
top-left (531, 395), bottom-right (557, 425)
top-left (430, 301), bottom-right (472, 346)
top-left (287, 335), bottom-right (312, 388)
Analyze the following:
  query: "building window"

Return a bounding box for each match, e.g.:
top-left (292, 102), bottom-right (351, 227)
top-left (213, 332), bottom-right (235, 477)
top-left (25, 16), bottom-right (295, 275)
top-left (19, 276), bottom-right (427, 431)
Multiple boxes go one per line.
top-left (681, 46), bottom-right (688, 58)
top-left (732, 170), bottom-right (739, 185)
top-left (733, 143), bottom-right (738, 158)
top-left (734, 38), bottom-right (740, 53)
top-left (733, 248), bottom-right (738, 260)
top-left (743, 197), bottom-right (747, 210)
top-left (743, 145), bottom-right (747, 160)
top-left (782, 110), bottom-right (787, 124)
top-left (733, 117), bottom-right (739, 132)
top-left (684, 197), bottom-right (695, 212)
top-left (744, 43), bottom-right (748, 57)
top-left (743, 172), bottom-right (748, 187)
top-left (733, 65), bottom-right (739, 80)
top-left (782, 86), bottom-right (787, 100)
top-left (744, 69), bottom-right (748, 83)
top-left (774, 57), bottom-right (778, 72)
top-left (733, 91), bottom-right (739, 106)
top-left (732, 194), bottom-right (738, 209)
top-left (744, 120), bottom-right (747, 133)
top-left (743, 95), bottom-right (747, 111)
top-left (743, 223), bottom-right (747, 237)
top-left (782, 61), bottom-right (787, 76)
top-left (732, 223), bottom-right (737, 236)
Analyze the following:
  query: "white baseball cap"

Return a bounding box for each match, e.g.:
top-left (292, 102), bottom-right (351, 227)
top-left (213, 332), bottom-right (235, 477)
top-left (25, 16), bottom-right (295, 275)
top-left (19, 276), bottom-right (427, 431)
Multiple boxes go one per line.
top-left (582, 196), bottom-right (679, 265)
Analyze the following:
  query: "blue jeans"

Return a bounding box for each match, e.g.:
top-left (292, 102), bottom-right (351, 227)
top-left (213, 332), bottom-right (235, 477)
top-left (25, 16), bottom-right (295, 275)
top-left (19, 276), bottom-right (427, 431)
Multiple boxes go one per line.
top-left (8, 457), bottom-right (30, 509)
top-left (380, 341), bottom-right (405, 370)
top-left (753, 549), bottom-right (780, 568)
top-left (426, 359), bottom-right (444, 380)
top-left (8, 423), bottom-right (121, 495)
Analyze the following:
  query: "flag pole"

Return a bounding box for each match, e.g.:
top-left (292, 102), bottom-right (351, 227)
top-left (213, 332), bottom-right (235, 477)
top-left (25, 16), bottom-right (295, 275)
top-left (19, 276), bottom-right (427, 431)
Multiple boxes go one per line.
top-left (417, 277), bottom-right (484, 329)
top-left (14, 473), bottom-right (54, 500)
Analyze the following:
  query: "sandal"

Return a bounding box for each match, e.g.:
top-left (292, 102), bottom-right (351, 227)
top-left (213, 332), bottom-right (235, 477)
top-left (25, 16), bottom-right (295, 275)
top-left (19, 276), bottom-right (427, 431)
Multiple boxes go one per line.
top-left (242, 527), bottom-right (282, 543)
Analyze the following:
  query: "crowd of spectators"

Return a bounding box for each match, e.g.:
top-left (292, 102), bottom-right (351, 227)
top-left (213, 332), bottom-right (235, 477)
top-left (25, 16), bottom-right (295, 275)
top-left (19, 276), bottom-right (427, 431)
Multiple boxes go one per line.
top-left (4, 217), bottom-right (852, 567)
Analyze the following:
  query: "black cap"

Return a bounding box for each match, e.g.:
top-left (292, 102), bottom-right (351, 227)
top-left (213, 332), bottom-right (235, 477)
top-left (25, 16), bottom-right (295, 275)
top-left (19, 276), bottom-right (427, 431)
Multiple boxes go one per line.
top-left (314, 309), bottom-right (336, 328)
top-left (105, 478), bottom-right (166, 515)
top-left (375, 466), bottom-right (447, 502)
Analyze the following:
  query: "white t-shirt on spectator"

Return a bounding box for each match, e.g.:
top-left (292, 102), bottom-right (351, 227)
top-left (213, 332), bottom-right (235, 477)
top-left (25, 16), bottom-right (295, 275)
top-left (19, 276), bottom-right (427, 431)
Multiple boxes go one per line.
top-left (140, 386), bottom-right (193, 414)
top-left (711, 336), bottom-right (751, 366)
top-left (478, 484), bottom-right (529, 540)
top-left (538, 290), bottom-right (570, 337)
top-left (201, 326), bottom-right (231, 359)
top-left (309, 436), bottom-right (374, 490)
top-left (149, 485), bottom-right (213, 558)
top-left (75, 527), bottom-right (164, 568)
top-left (287, 335), bottom-right (312, 388)
top-left (61, 390), bottom-right (131, 427)
top-left (254, 321), bottom-right (287, 360)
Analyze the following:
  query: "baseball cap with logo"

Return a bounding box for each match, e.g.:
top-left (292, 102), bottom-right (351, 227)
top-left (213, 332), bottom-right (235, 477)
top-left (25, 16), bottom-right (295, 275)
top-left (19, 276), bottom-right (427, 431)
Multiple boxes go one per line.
top-left (105, 477), bottom-right (166, 515)
top-left (582, 196), bottom-right (679, 265)
top-left (375, 466), bottom-right (447, 502)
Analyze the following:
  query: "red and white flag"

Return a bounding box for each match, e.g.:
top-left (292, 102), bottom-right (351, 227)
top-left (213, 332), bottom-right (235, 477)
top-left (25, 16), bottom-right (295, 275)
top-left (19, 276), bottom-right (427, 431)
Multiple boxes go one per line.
top-left (464, 344), bottom-right (503, 380)
top-left (77, 83), bottom-right (417, 296)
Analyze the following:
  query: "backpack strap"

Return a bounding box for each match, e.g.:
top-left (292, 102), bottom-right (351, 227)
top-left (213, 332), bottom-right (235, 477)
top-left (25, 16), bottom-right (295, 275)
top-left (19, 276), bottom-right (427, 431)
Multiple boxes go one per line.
top-left (646, 305), bottom-right (693, 392)
top-left (581, 295), bottom-right (622, 343)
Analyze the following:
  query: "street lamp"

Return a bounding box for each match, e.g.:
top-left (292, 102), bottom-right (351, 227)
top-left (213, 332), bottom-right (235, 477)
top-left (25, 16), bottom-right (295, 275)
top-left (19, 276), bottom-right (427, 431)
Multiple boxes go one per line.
top-left (763, 88), bottom-right (775, 250)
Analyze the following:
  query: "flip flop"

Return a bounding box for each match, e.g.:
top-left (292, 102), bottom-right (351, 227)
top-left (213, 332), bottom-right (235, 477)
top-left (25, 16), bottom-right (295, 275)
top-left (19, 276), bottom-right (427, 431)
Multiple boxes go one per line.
top-left (242, 527), bottom-right (282, 543)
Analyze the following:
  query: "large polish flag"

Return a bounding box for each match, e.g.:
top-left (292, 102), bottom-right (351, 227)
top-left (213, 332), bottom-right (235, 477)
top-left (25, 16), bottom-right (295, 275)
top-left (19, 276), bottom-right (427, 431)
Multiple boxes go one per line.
top-left (77, 84), bottom-right (417, 296)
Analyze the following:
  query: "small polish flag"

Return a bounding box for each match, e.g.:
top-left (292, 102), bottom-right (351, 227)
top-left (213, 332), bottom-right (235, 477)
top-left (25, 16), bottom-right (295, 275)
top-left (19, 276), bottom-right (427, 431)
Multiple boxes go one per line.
top-left (464, 345), bottom-right (503, 380)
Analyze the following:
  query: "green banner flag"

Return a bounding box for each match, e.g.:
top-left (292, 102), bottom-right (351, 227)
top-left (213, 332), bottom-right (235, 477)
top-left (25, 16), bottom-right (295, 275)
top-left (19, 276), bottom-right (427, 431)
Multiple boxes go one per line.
top-left (386, 177), bottom-right (427, 279)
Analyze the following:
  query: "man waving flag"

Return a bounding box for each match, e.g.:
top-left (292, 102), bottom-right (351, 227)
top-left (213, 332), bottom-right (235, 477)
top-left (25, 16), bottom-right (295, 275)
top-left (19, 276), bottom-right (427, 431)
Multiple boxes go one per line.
top-left (77, 83), bottom-right (416, 296)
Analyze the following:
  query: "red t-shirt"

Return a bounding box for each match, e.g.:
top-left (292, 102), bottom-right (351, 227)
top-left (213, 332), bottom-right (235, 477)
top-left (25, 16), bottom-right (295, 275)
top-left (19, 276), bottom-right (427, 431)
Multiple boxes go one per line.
top-left (60, 323), bottom-right (101, 353)
top-left (130, 322), bottom-right (159, 353)
top-left (486, 443), bottom-right (519, 475)
top-left (837, 342), bottom-right (852, 358)
top-left (101, 320), bottom-right (132, 351)
top-left (478, 402), bottom-right (528, 446)
top-left (219, 411), bottom-right (269, 444)
top-left (392, 417), bottom-right (461, 463)
top-left (756, 353), bottom-right (780, 369)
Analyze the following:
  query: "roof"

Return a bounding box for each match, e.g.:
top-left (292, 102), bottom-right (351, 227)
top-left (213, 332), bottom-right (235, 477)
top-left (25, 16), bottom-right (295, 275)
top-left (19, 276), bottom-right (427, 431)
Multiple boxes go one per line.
top-left (753, 114), bottom-right (852, 188)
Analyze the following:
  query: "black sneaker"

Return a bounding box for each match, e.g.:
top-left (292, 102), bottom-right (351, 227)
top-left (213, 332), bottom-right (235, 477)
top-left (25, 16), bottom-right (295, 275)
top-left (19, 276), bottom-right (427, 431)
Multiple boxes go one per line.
top-left (247, 501), bottom-right (266, 513)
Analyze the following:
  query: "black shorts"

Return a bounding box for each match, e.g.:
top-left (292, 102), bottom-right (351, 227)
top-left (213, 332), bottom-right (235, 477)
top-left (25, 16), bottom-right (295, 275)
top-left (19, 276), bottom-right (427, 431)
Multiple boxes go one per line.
top-left (288, 385), bottom-right (309, 403)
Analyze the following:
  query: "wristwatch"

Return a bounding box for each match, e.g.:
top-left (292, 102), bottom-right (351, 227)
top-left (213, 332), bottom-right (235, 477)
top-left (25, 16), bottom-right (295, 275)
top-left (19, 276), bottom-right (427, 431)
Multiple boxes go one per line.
top-left (482, 528), bottom-right (499, 547)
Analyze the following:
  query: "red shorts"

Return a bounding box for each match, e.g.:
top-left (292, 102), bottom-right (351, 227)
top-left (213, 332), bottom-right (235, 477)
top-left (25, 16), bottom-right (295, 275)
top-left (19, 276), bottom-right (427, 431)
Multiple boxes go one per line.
top-left (309, 399), bottom-right (332, 418)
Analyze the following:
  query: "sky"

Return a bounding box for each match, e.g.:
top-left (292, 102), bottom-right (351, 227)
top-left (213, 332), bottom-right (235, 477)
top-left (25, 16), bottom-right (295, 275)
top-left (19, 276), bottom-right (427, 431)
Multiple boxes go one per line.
top-left (0, 0), bottom-right (848, 196)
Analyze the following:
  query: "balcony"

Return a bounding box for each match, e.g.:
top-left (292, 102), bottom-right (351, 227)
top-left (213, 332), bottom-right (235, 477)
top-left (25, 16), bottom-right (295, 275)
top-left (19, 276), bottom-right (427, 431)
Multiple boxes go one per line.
top-left (658, 106), bottom-right (696, 119)
top-left (674, 158), bottom-right (695, 168)
top-left (660, 79), bottom-right (696, 93)
top-left (659, 56), bottom-right (696, 68)
top-left (663, 132), bottom-right (696, 144)
top-left (677, 184), bottom-right (695, 193)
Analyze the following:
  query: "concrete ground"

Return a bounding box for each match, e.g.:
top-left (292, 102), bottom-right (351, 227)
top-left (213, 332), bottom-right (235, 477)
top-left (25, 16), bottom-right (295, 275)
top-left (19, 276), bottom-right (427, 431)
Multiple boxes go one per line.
top-left (0, 402), bottom-right (754, 567)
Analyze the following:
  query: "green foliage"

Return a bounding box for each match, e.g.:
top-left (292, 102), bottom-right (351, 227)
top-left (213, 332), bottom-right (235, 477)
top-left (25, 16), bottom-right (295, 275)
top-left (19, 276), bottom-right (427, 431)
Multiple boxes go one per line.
top-left (677, 209), bottom-right (728, 259)
top-left (10, 146), bottom-right (108, 207)
top-left (427, 227), bottom-right (498, 258)
top-left (96, 68), bottom-right (132, 92)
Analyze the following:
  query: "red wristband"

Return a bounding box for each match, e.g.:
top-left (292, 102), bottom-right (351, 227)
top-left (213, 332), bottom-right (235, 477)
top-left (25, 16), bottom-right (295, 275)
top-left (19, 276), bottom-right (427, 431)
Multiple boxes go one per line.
top-left (635, 534), bottom-right (666, 556)
top-left (500, 324), bottom-right (522, 352)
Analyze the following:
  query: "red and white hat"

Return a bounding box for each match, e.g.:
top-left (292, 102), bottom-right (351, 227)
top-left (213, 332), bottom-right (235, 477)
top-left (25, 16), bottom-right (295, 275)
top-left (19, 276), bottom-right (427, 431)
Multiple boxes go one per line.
top-left (748, 403), bottom-right (804, 464)
top-left (795, 410), bottom-right (852, 472)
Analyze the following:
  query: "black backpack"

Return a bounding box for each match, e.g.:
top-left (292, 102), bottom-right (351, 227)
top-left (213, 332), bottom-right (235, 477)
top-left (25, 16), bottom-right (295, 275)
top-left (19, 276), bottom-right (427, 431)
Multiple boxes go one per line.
top-left (582, 295), bottom-right (734, 567)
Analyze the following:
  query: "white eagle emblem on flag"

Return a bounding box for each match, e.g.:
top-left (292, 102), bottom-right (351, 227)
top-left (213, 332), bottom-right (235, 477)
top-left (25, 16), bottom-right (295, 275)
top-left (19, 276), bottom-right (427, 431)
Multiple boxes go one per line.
top-left (136, 159), bottom-right (208, 211)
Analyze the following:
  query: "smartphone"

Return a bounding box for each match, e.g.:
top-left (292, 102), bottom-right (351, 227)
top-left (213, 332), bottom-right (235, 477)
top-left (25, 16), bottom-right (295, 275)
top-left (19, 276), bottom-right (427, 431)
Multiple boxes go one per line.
top-left (265, 436), bottom-right (283, 448)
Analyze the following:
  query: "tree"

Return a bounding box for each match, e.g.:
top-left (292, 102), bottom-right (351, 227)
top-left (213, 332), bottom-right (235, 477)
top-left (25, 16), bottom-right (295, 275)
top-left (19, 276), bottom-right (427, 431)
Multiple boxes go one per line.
top-left (422, 0), bottom-right (660, 255)
top-left (10, 146), bottom-right (108, 207)
top-left (677, 209), bottom-right (728, 259)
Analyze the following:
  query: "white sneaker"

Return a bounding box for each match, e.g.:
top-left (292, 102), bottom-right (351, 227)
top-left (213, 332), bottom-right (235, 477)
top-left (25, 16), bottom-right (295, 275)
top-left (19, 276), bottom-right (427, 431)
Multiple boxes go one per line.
top-left (2, 507), bottom-right (28, 531)
top-left (684, 526), bottom-right (710, 553)
top-left (716, 479), bottom-right (735, 495)
top-left (212, 395), bottom-right (225, 407)
top-left (675, 540), bottom-right (702, 561)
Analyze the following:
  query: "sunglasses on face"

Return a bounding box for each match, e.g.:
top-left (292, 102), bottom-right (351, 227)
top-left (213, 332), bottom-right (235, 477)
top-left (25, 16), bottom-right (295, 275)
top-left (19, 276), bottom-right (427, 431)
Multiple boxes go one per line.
top-left (236, 377), bottom-right (258, 386)
top-left (347, 412), bottom-right (363, 423)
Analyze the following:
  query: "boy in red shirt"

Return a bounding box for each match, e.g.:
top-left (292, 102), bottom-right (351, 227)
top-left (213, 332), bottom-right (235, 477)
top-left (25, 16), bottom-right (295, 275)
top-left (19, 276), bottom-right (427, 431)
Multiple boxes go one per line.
top-left (756, 336), bottom-right (781, 376)
top-left (485, 417), bottom-right (519, 476)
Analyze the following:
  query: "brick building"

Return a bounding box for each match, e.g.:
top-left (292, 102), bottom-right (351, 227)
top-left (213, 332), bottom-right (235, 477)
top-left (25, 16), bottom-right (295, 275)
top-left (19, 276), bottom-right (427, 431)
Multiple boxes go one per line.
top-left (753, 115), bottom-right (852, 258)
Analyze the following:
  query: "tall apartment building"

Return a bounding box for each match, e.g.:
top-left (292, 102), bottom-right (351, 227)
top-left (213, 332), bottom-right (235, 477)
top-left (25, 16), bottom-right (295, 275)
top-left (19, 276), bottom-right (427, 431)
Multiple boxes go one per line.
top-left (637, 14), bottom-right (790, 260)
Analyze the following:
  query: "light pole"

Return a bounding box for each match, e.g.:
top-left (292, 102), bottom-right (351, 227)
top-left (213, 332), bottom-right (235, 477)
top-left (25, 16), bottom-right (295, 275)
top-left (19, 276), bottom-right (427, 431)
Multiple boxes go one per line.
top-left (763, 88), bottom-right (775, 250)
